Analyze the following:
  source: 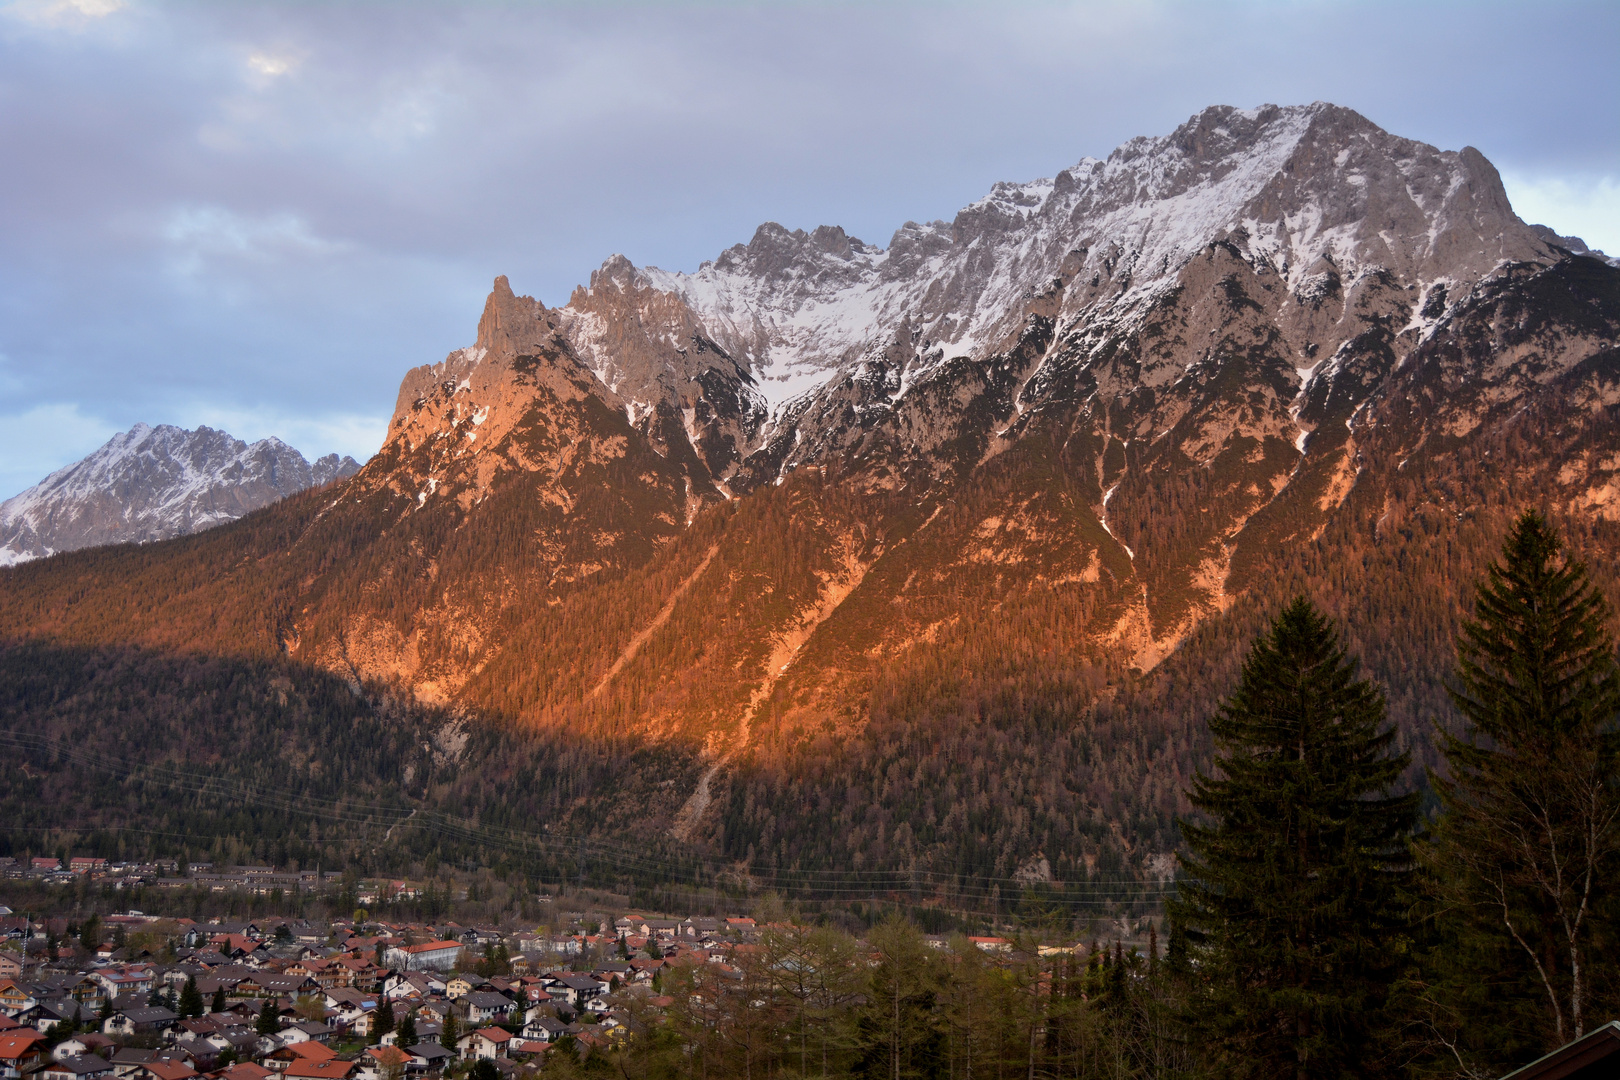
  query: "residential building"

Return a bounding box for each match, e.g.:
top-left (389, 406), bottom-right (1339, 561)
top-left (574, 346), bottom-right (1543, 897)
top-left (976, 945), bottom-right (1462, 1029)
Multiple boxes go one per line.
top-left (520, 1017), bottom-right (569, 1045)
top-left (103, 1008), bottom-right (178, 1039)
top-left (355, 1047), bottom-right (408, 1080)
top-left (264, 1043), bottom-right (336, 1074)
top-left (282, 1062), bottom-right (354, 1080)
top-left (381, 944), bottom-right (460, 974)
top-left (400, 1043), bottom-right (449, 1077)
top-left (0, 1031), bottom-right (45, 1080)
top-left (459, 994), bottom-right (513, 1025)
top-left (126, 1061), bottom-right (196, 1080)
top-left (0, 982), bottom-right (34, 1016)
top-left (455, 1029), bottom-right (511, 1062)
top-left (40, 1057), bottom-right (113, 1080)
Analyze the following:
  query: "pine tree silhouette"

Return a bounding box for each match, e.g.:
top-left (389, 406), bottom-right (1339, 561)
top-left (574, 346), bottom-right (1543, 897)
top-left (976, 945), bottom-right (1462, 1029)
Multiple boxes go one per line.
top-left (1173, 597), bottom-right (1416, 1078)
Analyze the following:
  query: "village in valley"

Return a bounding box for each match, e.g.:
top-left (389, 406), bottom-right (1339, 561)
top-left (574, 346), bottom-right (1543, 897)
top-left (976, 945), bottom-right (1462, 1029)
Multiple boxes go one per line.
top-left (0, 857), bottom-right (1076, 1080)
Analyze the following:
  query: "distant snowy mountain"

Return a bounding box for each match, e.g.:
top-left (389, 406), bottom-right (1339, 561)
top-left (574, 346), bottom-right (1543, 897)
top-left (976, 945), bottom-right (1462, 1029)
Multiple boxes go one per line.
top-left (0, 424), bottom-right (361, 565)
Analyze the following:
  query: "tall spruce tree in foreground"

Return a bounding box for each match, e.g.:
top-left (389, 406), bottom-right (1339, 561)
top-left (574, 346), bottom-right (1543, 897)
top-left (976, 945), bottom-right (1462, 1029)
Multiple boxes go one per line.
top-left (1422, 510), bottom-right (1620, 1063)
top-left (1173, 597), bottom-right (1417, 1079)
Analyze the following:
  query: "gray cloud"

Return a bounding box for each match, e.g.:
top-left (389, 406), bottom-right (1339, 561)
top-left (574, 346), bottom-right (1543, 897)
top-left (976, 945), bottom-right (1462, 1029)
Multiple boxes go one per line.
top-left (2, 0), bottom-right (1617, 497)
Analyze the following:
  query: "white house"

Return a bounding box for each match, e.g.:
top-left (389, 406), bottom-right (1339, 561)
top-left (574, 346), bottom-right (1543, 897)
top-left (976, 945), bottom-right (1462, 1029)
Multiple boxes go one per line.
top-left (381, 943), bottom-right (461, 973)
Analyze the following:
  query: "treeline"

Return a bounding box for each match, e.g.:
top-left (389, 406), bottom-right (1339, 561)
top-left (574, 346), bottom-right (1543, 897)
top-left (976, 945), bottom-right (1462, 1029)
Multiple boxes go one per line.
top-left (0, 641), bottom-right (700, 891)
top-left (548, 919), bottom-right (1203, 1080)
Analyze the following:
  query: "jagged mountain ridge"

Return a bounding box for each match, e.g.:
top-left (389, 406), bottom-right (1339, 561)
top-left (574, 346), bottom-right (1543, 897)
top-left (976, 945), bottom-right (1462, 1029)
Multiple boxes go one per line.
top-left (556, 101), bottom-right (1564, 463)
top-left (396, 102), bottom-right (1583, 508)
top-left (2, 102), bottom-right (1618, 886)
top-left (682, 105), bottom-right (1532, 367)
top-left (0, 424), bottom-right (361, 565)
top-left (377, 101), bottom-right (1615, 668)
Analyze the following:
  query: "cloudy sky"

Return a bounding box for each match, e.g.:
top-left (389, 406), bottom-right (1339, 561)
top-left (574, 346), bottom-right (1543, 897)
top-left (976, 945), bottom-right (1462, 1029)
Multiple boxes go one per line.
top-left (1, 0), bottom-right (1616, 499)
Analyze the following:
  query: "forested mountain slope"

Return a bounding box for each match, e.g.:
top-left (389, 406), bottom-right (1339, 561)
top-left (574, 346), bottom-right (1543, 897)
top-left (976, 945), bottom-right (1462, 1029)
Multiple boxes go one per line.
top-left (2, 103), bottom-right (1618, 916)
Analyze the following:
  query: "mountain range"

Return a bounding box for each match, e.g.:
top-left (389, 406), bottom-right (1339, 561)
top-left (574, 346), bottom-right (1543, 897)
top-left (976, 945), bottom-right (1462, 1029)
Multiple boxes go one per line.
top-left (1, 102), bottom-right (1617, 912)
top-left (0, 424), bottom-right (360, 566)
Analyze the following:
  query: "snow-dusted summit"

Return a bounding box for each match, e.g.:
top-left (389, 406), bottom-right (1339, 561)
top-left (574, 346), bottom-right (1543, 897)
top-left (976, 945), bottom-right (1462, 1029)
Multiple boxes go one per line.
top-left (0, 424), bottom-right (361, 566)
top-left (560, 102), bottom-right (1564, 413)
top-left (441, 100), bottom-right (1604, 503)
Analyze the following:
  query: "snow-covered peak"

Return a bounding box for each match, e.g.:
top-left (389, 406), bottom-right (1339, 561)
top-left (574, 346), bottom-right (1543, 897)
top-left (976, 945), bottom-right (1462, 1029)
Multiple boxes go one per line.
top-left (559, 102), bottom-right (1557, 415)
top-left (0, 424), bottom-right (363, 566)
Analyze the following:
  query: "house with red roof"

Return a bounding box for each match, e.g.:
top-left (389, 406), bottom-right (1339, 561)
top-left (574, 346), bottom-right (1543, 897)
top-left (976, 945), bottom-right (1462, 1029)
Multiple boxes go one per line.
top-left (213, 1064), bottom-right (273, 1080)
top-left (0, 1030), bottom-right (46, 1079)
top-left (355, 1047), bottom-right (408, 1080)
top-left (128, 1061), bottom-right (197, 1080)
top-left (455, 1028), bottom-right (511, 1061)
top-left (282, 1062), bottom-right (353, 1080)
top-left (265, 1043), bottom-right (336, 1073)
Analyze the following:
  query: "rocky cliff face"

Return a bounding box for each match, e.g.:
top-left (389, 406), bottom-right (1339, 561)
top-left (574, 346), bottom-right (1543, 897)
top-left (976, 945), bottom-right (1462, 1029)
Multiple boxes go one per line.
top-left (377, 102), bottom-right (1613, 668)
top-left (0, 424), bottom-right (360, 565)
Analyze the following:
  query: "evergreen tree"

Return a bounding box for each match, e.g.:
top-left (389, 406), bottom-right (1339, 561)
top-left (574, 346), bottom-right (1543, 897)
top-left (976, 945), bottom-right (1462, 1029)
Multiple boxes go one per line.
top-left (256, 998), bottom-right (280, 1036)
top-left (1098, 941), bottom-right (1129, 1017)
top-left (1421, 510), bottom-right (1620, 1064)
top-left (396, 1009), bottom-right (417, 1048)
top-left (178, 975), bottom-right (204, 1019)
top-left (1172, 597), bottom-right (1417, 1078)
top-left (854, 916), bottom-right (943, 1079)
top-left (211, 987), bottom-right (227, 1014)
top-left (374, 999), bottom-right (395, 1042)
top-left (440, 1009), bottom-right (458, 1049)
